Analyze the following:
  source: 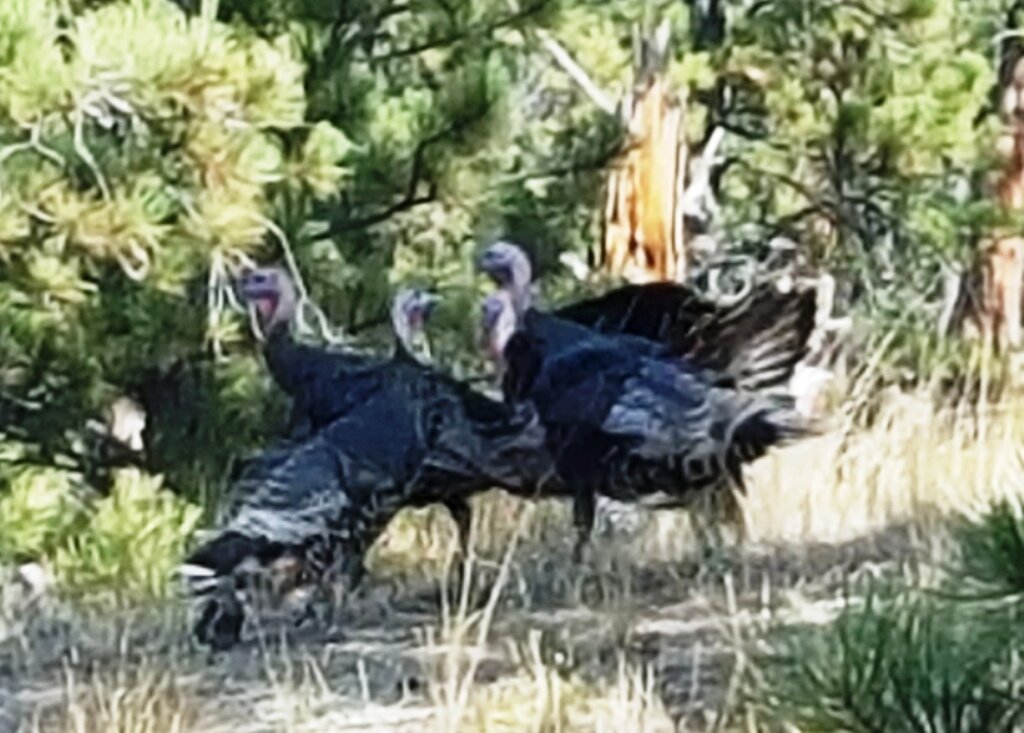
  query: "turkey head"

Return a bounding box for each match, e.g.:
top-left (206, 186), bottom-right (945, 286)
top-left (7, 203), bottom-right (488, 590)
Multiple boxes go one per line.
top-left (479, 290), bottom-right (517, 373)
top-left (478, 241), bottom-right (533, 312)
top-left (391, 287), bottom-right (441, 362)
top-left (239, 266), bottom-right (298, 336)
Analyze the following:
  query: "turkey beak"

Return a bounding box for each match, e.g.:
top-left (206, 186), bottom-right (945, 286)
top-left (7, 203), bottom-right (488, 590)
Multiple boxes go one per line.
top-left (479, 250), bottom-right (516, 288)
top-left (421, 293), bottom-right (441, 319)
top-left (236, 272), bottom-right (265, 304)
top-left (231, 274), bottom-right (260, 326)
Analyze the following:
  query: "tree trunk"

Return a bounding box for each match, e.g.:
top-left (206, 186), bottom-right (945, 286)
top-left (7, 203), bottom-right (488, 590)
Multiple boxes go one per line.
top-left (598, 25), bottom-right (692, 285)
top-left (978, 235), bottom-right (1024, 351)
top-left (601, 75), bottom-right (688, 284)
top-left (976, 48), bottom-right (1024, 352)
top-left (540, 20), bottom-right (722, 285)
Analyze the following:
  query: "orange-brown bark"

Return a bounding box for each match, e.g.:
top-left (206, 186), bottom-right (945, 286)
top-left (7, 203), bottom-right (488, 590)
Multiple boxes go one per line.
top-left (978, 57), bottom-right (1024, 352)
top-left (600, 75), bottom-right (687, 284)
top-left (978, 235), bottom-right (1024, 352)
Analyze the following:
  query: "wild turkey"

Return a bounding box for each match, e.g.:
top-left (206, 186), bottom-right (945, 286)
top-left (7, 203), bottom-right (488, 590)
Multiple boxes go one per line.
top-left (238, 266), bottom-right (387, 439)
top-left (243, 281), bottom-right (553, 542)
top-left (384, 286), bottom-right (482, 553)
top-left (477, 244), bottom-right (815, 559)
top-left (182, 410), bottom-right (428, 650)
top-left (183, 289), bottom-right (551, 648)
top-left (478, 240), bottom-right (817, 391)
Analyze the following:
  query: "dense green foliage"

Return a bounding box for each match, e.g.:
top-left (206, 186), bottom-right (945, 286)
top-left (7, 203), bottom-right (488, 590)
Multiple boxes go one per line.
top-left (1, 0), bottom-right (1023, 594)
top-left (0, 466), bottom-right (199, 599)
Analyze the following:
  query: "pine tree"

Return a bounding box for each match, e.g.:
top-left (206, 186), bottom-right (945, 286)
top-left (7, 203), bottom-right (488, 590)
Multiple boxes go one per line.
top-left (0, 0), bottom-right (352, 495)
top-left (1, 0), bottom-right (1019, 542)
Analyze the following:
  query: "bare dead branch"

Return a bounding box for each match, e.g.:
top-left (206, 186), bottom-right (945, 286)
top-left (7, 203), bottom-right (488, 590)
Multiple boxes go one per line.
top-left (536, 29), bottom-right (618, 117)
top-left (682, 126), bottom-right (726, 221)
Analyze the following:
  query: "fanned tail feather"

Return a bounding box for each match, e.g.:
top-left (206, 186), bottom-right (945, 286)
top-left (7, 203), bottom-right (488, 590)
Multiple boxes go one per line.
top-left (553, 282), bottom-right (719, 342)
top-left (179, 531), bottom-right (287, 594)
top-left (179, 530), bottom-right (300, 650)
top-left (553, 280), bottom-right (818, 392)
top-left (727, 394), bottom-right (818, 465)
top-left (678, 284), bottom-right (818, 392)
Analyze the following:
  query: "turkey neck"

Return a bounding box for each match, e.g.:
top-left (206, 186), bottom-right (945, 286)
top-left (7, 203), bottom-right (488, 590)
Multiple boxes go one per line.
top-left (506, 276), bottom-right (601, 350)
top-left (261, 320), bottom-right (310, 397)
top-left (392, 326), bottom-right (426, 364)
top-left (506, 273), bottom-right (532, 322)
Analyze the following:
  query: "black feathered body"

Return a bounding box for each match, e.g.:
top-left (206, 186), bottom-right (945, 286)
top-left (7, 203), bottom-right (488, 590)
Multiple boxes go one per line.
top-left (185, 357), bottom-right (552, 648)
top-left (192, 359), bottom-right (552, 579)
top-left (500, 315), bottom-right (808, 519)
top-left (261, 326), bottom-right (386, 439)
top-left (479, 244), bottom-right (815, 552)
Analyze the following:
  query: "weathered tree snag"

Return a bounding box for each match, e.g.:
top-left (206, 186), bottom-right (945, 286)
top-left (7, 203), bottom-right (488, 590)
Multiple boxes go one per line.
top-left (598, 23), bottom-right (695, 284)
top-left (540, 20), bottom-right (721, 285)
top-left (978, 234), bottom-right (1024, 351)
top-left (602, 73), bottom-right (688, 283)
top-left (975, 42), bottom-right (1024, 352)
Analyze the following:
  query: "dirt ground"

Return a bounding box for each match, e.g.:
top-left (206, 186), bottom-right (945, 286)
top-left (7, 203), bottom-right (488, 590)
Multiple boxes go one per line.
top-left (0, 511), bottom-right (927, 733)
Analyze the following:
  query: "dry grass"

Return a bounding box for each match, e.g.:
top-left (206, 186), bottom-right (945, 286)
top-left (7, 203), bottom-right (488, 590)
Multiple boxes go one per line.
top-left (5, 391), bottom-right (1024, 732)
top-left (22, 656), bottom-right (197, 733)
top-left (373, 389), bottom-right (1024, 578)
top-left (442, 655), bottom-right (675, 733)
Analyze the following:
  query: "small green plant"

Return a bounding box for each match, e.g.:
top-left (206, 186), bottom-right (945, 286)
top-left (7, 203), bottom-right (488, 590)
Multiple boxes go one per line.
top-left (950, 499), bottom-right (1024, 602)
top-left (753, 579), bottom-right (1024, 733)
top-left (53, 469), bottom-right (202, 601)
top-left (0, 465), bottom-right (85, 562)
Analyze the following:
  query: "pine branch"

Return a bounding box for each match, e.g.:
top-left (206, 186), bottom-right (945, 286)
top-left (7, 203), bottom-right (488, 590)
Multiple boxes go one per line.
top-left (495, 140), bottom-right (623, 186)
top-left (315, 3), bottom-right (416, 80)
top-left (327, 101), bottom-right (494, 233)
top-left (366, 1), bottom-right (552, 62)
top-left (330, 188), bottom-right (437, 232)
top-left (326, 132), bottom-right (440, 234)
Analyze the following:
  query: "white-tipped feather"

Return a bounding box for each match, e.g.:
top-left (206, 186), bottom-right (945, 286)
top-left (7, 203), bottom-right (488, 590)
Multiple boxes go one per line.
top-left (177, 564), bottom-right (216, 579)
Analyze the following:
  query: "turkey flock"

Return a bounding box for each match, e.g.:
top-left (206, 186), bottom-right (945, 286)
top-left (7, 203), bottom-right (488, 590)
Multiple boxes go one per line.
top-left (181, 241), bottom-right (819, 650)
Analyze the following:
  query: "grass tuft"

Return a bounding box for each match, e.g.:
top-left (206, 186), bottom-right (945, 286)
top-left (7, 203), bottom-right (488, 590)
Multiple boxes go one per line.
top-left (753, 577), bottom-right (1024, 733)
top-left (0, 467), bottom-right (85, 562)
top-left (27, 656), bottom-right (197, 733)
top-left (950, 498), bottom-right (1024, 602)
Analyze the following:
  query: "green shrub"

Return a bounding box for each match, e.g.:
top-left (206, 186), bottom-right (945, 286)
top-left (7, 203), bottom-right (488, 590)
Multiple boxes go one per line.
top-left (949, 499), bottom-right (1024, 602)
top-left (0, 466), bottom-right (85, 562)
top-left (753, 580), bottom-right (1023, 733)
top-left (53, 469), bottom-right (202, 601)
